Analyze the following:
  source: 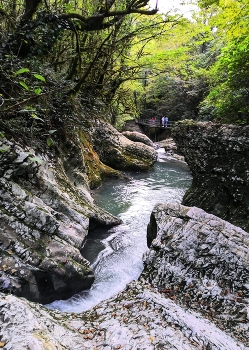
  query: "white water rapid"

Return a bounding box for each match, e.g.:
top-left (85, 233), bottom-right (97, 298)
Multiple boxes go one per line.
top-left (47, 148), bottom-right (192, 313)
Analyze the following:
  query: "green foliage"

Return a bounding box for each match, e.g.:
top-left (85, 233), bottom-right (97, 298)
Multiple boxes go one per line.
top-left (15, 68), bottom-right (30, 75)
top-left (19, 81), bottom-right (30, 91)
top-left (0, 0), bottom-right (168, 131)
top-left (114, 113), bottom-right (134, 131)
top-left (199, 0), bottom-right (249, 124)
top-left (140, 0), bottom-right (249, 125)
top-left (46, 138), bottom-right (54, 147)
top-left (27, 154), bottom-right (43, 164)
top-left (33, 74), bottom-right (46, 83)
top-left (0, 0), bottom-right (248, 141)
top-left (197, 0), bottom-right (219, 8)
top-left (136, 15), bottom-right (212, 121)
top-left (14, 68), bottom-right (46, 94)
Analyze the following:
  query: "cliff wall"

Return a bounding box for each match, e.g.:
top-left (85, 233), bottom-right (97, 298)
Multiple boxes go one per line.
top-left (172, 121), bottom-right (249, 231)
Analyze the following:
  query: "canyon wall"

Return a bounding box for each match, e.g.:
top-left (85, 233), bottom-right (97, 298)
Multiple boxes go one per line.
top-left (0, 119), bottom-right (157, 303)
top-left (172, 121), bottom-right (249, 231)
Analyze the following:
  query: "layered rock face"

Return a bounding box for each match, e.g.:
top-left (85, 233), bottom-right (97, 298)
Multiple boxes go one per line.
top-left (0, 121), bottom-right (156, 304)
top-left (1, 203), bottom-right (248, 349)
top-left (0, 136), bottom-right (122, 304)
top-left (172, 121), bottom-right (249, 231)
top-left (145, 203), bottom-right (249, 345)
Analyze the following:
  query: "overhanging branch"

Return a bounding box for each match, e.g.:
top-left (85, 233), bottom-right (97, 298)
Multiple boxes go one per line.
top-left (59, 6), bottom-right (158, 32)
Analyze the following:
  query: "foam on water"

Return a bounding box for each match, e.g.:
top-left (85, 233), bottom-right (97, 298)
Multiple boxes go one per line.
top-left (47, 148), bottom-right (192, 312)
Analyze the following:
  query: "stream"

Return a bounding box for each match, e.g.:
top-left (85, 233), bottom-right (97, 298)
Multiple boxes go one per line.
top-left (47, 148), bottom-right (192, 313)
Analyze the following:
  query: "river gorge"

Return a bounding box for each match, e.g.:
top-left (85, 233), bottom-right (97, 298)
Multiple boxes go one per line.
top-left (47, 148), bottom-right (192, 313)
top-left (1, 120), bottom-right (249, 349)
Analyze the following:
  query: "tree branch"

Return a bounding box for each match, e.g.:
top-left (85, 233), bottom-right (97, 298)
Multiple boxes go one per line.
top-left (59, 6), bottom-right (158, 32)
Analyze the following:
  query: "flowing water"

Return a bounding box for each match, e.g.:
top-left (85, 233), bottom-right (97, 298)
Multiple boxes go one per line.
top-left (47, 148), bottom-right (192, 313)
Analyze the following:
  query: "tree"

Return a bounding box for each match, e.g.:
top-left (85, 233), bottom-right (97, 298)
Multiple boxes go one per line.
top-left (1, 0), bottom-right (158, 57)
top-left (198, 0), bottom-right (249, 124)
top-left (135, 12), bottom-right (212, 121)
top-left (0, 0), bottom-right (168, 127)
top-left (134, 0), bottom-right (249, 125)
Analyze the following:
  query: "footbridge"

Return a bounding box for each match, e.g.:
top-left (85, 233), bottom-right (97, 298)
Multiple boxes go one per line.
top-left (136, 118), bottom-right (176, 128)
top-left (136, 118), bottom-right (176, 141)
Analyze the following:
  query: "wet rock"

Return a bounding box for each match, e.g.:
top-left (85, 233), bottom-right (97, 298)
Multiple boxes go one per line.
top-left (1, 202), bottom-right (249, 348)
top-left (2, 119), bottom-right (249, 349)
top-left (0, 116), bottom-right (157, 304)
top-left (144, 202), bottom-right (249, 345)
top-left (156, 138), bottom-right (178, 153)
top-left (156, 138), bottom-right (185, 162)
top-left (172, 121), bottom-right (249, 231)
top-left (0, 279), bottom-right (247, 350)
top-left (0, 136), bottom-right (121, 304)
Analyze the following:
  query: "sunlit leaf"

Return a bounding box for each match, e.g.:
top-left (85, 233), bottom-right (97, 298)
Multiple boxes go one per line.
top-left (33, 74), bottom-right (46, 82)
top-left (0, 146), bottom-right (10, 153)
top-left (29, 156), bottom-right (43, 164)
top-left (31, 113), bottom-right (44, 122)
top-left (15, 68), bottom-right (30, 75)
top-left (34, 87), bottom-right (42, 95)
top-left (19, 81), bottom-right (29, 90)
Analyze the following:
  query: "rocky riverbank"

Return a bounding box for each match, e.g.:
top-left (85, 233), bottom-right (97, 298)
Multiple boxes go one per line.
top-left (145, 203), bottom-right (249, 346)
top-left (0, 120), bottom-right (157, 304)
top-left (1, 203), bottom-right (248, 349)
top-left (1, 119), bottom-right (249, 349)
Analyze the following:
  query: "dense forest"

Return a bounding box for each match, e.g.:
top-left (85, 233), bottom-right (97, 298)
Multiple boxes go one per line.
top-left (0, 0), bottom-right (248, 146)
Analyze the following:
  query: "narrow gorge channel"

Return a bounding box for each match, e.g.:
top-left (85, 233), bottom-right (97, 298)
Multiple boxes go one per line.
top-left (47, 148), bottom-right (192, 313)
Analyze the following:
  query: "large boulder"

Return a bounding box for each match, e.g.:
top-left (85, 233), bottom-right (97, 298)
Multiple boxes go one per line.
top-left (0, 136), bottom-right (122, 304)
top-left (144, 202), bottom-right (249, 342)
top-left (92, 121), bottom-right (157, 171)
top-left (172, 121), bottom-right (249, 231)
top-left (122, 119), bottom-right (144, 133)
top-left (122, 130), bottom-right (154, 147)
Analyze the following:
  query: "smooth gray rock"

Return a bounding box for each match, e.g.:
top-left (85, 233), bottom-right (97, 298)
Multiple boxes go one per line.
top-left (144, 202), bottom-right (249, 345)
top-left (0, 279), bottom-right (247, 350)
top-left (122, 131), bottom-right (155, 147)
top-left (0, 116), bottom-right (158, 304)
top-left (0, 203), bottom-right (249, 349)
top-left (92, 121), bottom-right (157, 171)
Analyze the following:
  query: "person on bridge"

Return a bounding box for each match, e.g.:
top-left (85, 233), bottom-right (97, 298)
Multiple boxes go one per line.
top-left (161, 116), bottom-right (165, 126)
top-left (165, 116), bottom-right (169, 127)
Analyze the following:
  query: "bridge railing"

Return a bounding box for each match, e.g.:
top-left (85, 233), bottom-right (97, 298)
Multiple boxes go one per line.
top-left (136, 118), bottom-right (176, 128)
